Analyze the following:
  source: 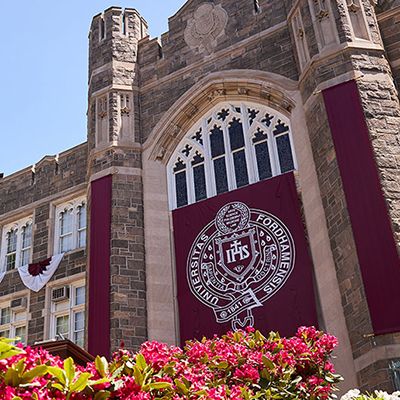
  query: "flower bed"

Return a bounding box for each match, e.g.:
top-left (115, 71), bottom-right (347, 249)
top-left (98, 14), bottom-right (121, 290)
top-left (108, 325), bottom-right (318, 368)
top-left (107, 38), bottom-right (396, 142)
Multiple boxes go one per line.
top-left (0, 327), bottom-right (342, 399)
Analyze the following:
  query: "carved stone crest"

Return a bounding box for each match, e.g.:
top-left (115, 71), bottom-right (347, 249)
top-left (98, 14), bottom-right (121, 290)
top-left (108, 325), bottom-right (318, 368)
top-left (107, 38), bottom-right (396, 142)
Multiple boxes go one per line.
top-left (184, 3), bottom-right (228, 55)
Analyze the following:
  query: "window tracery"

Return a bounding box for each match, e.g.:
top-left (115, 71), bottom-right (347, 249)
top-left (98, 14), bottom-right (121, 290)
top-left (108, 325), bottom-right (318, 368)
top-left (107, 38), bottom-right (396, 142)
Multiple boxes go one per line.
top-left (167, 102), bottom-right (297, 210)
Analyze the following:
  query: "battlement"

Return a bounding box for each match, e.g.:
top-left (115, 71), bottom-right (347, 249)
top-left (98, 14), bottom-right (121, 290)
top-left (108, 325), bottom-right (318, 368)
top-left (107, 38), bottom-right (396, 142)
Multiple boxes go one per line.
top-left (89, 7), bottom-right (148, 74)
top-left (90, 7), bottom-right (147, 42)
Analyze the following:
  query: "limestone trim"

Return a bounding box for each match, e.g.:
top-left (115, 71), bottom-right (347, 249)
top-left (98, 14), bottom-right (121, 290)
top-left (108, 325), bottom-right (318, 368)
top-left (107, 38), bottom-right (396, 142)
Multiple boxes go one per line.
top-left (354, 344), bottom-right (400, 372)
top-left (286, 0), bottom-right (303, 20)
top-left (88, 141), bottom-right (141, 162)
top-left (142, 74), bottom-right (357, 387)
top-left (139, 22), bottom-right (287, 92)
top-left (298, 40), bottom-right (384, 97)
top-left (89, 166), bottom-right (142, 183)
top-left (91, 84), bottom-right (138, 99)
top-left (89, 60), bottom-right (136, 80)
top-left (144, 70), bottom-right (298, 163)
top-left (303, 70), bottom-right (364, 110)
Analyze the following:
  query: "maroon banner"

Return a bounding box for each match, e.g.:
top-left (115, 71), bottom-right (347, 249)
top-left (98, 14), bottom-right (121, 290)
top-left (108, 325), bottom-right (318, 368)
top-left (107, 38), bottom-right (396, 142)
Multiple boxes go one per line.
top-left (172, 173), bottom-right (318, 343)
top-left (88, 175), bottom-right (112, 358)
top-left (323, 80), bottom-right (400, 335)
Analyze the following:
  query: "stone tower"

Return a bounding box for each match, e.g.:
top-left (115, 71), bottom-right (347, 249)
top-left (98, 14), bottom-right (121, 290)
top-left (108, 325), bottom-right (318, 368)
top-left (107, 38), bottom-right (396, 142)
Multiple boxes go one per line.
top-left (86, 7), bottom-right (148, 356)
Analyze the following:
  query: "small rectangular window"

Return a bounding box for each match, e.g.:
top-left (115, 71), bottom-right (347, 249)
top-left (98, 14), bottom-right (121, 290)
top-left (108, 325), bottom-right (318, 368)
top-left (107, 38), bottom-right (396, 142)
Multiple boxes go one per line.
top-left (0, 308), bottom-right (10, 325)
top-left (15, 326), bottom-right (26, 344)
top-left (210, 127), bottom-right (225, 158)
top-left (193, 164), bottom-right (207, 202)
top-left (276, 134), bottom-right (295, 173)
top-left (77, 205), bottom-right (87, 249)
top-left (51, 282), bottom-right (85, 347)
top-left (233, 150), bottom-right (249, 188)
top-left (73, 311), bottom-right (85, 347)
top-left (55, 198), bottom-right (87, 254)
top-left (228, 119), bottom-right (245, 151)
top-left (55, 315), bottom-right (70, 339)
top-left (0, 302), bottom-right (28, 344)
top-left (214, 157), bottom-right (229, 195)
top-left (255, 141), bottom-right (273, 180)
top-left (20, 224), bottom-right (32, 266)
top-left (75, 286), bottom-right (86, 306)
top-left (175, 172), bottom-right (188, 208)
top-left (60, 210), bottom-right (73, 252)
top-left (6, 230), bottom-right (17, 271)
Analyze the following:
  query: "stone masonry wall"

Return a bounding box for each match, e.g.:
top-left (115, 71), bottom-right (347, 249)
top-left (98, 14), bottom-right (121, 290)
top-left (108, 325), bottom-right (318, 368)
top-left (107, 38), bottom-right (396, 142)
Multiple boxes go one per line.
top-left (137, 0), bottom-right (300, 143)
top-left (109, 173), bottom-right (146, 351)
top-left (0, 143), bottom-right (88, 345)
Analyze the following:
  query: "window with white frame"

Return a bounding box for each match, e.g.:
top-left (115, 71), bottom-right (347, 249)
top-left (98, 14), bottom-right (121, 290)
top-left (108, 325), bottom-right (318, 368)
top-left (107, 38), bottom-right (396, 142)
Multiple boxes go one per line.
top-left (167, 102), bottom-right (297, 209)
top-left (0, 217), bottom-right (33, 272)
top-left (0, 298), bottom-right (28, 344)
top-left (50, 281), bottom-right (85, 347)
top-left (54, 198), bottom-right (87, 254)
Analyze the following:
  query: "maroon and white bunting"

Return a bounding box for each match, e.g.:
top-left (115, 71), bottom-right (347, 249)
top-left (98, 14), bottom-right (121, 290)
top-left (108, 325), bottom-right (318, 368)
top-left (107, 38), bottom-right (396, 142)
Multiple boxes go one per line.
top-left (18, 254), bottom-right (64, 292)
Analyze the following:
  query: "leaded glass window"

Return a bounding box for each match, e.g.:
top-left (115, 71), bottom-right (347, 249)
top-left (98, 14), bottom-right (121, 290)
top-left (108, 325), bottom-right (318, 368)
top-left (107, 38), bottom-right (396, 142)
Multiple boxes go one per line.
top-left (55, 197), bottom-right (87, 254)
top-left (168, 102), bottom-right (296, 209)
top-left (20, 223), bottom-right (32, 267)
top-left (1, 217), bottom-right (33, 272)
top-left (6, 230), bottom-right (17, 271)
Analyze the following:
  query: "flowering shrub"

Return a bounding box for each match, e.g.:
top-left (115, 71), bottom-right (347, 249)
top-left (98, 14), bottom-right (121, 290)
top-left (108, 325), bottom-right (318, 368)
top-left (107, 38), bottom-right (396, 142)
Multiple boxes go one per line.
top-left (0, 327), bottom-right (342, 399)
top-left (341, 390), bottom-right (400, 400)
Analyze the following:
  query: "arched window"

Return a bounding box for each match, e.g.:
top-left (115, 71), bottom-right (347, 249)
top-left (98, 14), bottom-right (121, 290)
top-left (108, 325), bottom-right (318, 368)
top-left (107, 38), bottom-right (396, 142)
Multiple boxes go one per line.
top-left (167, 102), bottom-right (297, 209)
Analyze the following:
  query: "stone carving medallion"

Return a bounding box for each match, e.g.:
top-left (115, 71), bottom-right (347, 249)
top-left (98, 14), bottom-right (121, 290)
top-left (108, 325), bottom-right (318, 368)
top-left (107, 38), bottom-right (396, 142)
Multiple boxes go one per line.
top-left (184, 3), bottom-right (228, 55)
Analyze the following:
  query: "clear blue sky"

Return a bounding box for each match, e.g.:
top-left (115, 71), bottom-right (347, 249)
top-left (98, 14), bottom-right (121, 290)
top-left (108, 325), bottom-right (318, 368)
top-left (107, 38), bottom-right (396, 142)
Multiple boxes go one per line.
top-left (0, 1), bottom-right (186, 177)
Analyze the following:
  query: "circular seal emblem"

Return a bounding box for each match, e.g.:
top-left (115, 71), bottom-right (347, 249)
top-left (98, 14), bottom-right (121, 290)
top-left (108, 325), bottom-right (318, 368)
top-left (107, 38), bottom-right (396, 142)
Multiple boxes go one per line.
top-left (187, 202), bottom-right (295, 330)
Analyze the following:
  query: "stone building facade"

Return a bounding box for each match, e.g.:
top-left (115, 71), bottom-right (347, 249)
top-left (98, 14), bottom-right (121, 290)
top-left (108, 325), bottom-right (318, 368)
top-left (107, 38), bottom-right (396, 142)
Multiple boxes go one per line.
top-left (1, 0), bottom-right (400, 392)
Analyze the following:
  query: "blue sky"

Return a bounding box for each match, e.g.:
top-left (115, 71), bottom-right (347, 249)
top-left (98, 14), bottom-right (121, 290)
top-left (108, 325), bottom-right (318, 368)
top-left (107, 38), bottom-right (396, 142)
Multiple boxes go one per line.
top-left (0, 1), bottom-right (186, 177)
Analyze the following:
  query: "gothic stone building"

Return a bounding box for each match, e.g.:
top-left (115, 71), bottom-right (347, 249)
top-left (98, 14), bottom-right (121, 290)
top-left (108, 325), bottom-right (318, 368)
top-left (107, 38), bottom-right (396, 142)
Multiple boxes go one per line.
top-left (1, 0), bottom-right (400, 393)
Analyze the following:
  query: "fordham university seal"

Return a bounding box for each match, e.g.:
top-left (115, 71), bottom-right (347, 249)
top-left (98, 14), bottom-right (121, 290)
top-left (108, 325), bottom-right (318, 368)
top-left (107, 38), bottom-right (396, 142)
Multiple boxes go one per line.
top-left (187, 202), bottom-right (295, 330)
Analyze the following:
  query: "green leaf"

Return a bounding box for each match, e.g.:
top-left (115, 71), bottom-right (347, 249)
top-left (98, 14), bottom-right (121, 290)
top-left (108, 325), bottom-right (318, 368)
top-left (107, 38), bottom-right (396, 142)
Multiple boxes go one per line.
top-left (174, 379), bottom-right (189, 395)
top-left (5, 368), bottom-right (20, 387)
top-left (12, 397), bottom-right (22, 400)
top-left (70, 372), bottom-right (91, 392)
top-left (262, 355), bottom-right (275, 370)
top-left (52, 383), bottom-right (65, 392)
top-left (21, 365), bottom-right (48, 384)
top-left (216, 361), bottom-right (229, 369)
top-left (95, 356), bottom-right (109, 378)
top-left (133, 366), bottom-right (144, 386)
top-left (88, 377), bottom-right (109, 387)
top-left (64, 357), bottom-right (75, 384)
top-left (14, 359), bottom-right (26, 375)
top-left (47, 366), bottom-right (67, 385)
top-left (135, 354), bottom-right (147, 371)
top-left (94, 391), bottom-right (111, 400)
top-left (147, 382), bottom-right (172, 390)
top-left (110, 364), bottom-right (124, 380)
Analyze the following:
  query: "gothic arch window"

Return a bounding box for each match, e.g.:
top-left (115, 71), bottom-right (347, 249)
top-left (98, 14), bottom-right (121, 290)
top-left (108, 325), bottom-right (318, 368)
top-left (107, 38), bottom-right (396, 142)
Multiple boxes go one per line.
top-left (167, 102), bottom-right (297, 209)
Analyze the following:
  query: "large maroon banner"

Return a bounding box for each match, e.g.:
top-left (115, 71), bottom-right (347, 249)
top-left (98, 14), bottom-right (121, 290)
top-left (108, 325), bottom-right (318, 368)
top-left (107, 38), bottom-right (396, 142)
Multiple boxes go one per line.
top-left (88, 175), bottom-right (112, 358)
top-left (323, 80), bottom-right (400, 335)
top-left (172, 173), bottom-right (318, 343)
